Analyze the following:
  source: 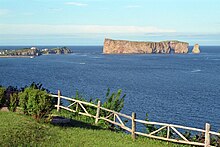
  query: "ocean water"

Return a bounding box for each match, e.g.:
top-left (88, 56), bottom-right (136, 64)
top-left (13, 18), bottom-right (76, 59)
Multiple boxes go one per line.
top-left (0, 46), bottom-right (220, 131)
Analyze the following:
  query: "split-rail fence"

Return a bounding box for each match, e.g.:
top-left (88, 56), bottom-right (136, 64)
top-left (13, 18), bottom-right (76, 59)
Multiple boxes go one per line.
top-left (51, 90), bottom-right (220, 147)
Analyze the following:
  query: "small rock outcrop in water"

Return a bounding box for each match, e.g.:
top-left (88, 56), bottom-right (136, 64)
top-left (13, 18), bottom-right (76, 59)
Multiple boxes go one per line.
top-left (103, 38), bottom-right (189, 54)
top-left (41, 47), bottom-right (72, 54)
top-left (192, 44), bottom-right (200, 54)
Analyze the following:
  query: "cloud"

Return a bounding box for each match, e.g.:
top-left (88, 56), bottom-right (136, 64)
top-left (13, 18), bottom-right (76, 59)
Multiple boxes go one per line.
top-left (65, 2), bottom-right (88, 6)
top-left (0, 9), bottom-right (10, 16)
top-left (48, 8), bottom-right (63, 12)
top-left (125, 5), bottom-right (141, 8)
top-left (0, 24), bottom-right (176, 35)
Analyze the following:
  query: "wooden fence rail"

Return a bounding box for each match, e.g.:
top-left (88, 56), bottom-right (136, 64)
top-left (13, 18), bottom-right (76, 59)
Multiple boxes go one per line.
top-left (51, 90), bottom-right (220, 147)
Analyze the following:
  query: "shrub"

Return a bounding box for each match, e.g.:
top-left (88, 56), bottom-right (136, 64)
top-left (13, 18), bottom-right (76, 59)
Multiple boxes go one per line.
top-left (95, 88), bottom-right (126, 129)
top-left (66, 91), bottom-right (98, 123)
top-left (0, 86), bottom-right (6, 108)
top-left (19, 86), bottom-right (54, 121)
top-left (29, 82), bottom-right (50, 93)
top-left (0, 85), bottom-right (20, 108)
top-left (60, 88), bottom-right (126, 129)
top-left (86, 89), bottom-right (126, 128)
top-left (8, 93), bottom-right (19, 112)
top-left (102, 88), bottom-right (125, 112)
top-left (144, 113), bottom-right (156, 133)
top-left (18, 88), bottom-right (29, 114)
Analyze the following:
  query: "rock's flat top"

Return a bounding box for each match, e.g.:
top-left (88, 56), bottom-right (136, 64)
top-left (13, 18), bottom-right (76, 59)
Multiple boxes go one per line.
top-left (103, 38), bottom-right (189, 54)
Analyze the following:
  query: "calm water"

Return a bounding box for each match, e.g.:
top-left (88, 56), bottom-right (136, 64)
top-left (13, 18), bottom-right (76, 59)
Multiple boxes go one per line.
top-left (0, 46), bottom-right (220, 131)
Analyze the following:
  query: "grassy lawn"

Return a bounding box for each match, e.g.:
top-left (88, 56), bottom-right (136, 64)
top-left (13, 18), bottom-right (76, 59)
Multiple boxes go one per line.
top-left (0, 111), bottom-right (189, 147)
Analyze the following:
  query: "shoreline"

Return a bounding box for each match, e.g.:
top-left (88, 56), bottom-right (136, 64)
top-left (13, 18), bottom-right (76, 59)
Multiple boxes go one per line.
top-left (0, 56), bottom-right (35, 58)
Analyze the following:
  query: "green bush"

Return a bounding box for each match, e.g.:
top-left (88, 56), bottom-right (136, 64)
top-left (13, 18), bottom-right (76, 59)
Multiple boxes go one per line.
top-left (5, 86), bottom-right (19, 106)
top-left (0, 86), bottom-right (6, 108)
top-left (102, 88), bottom-right (125, 113)
top-left (19, 87), bottom-right (54, 121)
top-left (8, 93), bottom-right (18, 112)
top-left (144, 113), bottom-right (156, 133)
top-left (18, 88), bottom-right (29, 114)
top-left (65, 91), bottom-right (98, 123)
top-left (64, 88), bottom-right (126, 129)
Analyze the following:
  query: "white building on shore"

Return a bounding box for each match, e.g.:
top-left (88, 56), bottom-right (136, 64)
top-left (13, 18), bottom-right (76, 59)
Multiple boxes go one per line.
top-left (31, 47), bottom-right (37, 50)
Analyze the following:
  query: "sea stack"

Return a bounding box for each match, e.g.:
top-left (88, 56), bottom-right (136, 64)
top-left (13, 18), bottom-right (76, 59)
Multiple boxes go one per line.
top-left (192, 44), bottom-right (200, 54)
top-left (103, 38), bottom-right (189, 54)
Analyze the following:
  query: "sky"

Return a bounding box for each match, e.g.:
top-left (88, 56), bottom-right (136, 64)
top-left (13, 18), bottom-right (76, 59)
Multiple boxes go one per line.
top-left (0, 0), bottom-right (220, 45)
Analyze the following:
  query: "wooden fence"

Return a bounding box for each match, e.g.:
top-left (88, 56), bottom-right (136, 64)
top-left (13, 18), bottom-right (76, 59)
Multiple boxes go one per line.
top-left (51, 90), bottom-right (220, 147)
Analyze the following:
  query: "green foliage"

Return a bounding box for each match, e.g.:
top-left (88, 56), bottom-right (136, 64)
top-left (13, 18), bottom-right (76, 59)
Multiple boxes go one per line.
top-left (66, 90), bottom-right (98, 124)
top-left (19, 86), bottom-right (54, 121)
top-left (0, 86), bottom-right (6, 107)
top-left (100, 88), bottom-right (126, 129)
top-left (24, 82), bottom-right (50, 93)
top-left (102, 88), bottom-right (125, 112)
top-left (59, 88), bottom-right (126, 129)
top-left (210, 134), bottom-right (220, 146)
top-left (8, 93), bottom-right (18, 112)
top-left (144, 113), bottom-right (157, 133)
top-left (182, 131), bottom-right (194, 141)
top-left (18, 88), bottom-right (29, 114)
top-left (143, 114), bottom-right (220, 146)
top-left (4, 86), bottom-right (19, 106)
top-left (144, 113), bottom-right (174, 138)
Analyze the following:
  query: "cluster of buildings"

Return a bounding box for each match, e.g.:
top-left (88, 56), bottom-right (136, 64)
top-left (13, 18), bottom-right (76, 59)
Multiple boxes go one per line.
top-left (0, 47), bottom-right (40, 56)
top-left (0, 46), bottom-right (72, 57)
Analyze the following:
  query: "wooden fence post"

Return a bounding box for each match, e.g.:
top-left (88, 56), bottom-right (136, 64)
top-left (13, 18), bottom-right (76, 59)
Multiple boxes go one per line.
top-left (167, 126), bottom-right (170, 139)
top-left (57, 90), bottom-right (61, 112)
top-left (205, 123), bottom-right (210, 147)
top-left (132, 112), bottom-right (136, 140)
top-left (95, 100), bottom-right (101, 124)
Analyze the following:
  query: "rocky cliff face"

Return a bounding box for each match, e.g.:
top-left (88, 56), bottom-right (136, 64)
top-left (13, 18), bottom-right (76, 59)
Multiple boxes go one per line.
top-left (103, 39), bottom-right (189, 54)
top-left (192, 44), bottom-right (200, 54)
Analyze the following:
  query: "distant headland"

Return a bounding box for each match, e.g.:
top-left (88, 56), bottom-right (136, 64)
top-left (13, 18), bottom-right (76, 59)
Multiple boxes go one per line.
top-left (103, 38), bottom-right (190, 54)
top-left (0, 47), bottom-right (72, 58)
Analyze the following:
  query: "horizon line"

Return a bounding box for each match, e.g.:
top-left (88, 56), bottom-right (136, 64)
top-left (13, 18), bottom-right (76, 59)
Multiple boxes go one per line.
top-left (0, 44), bottom-right (220, 47)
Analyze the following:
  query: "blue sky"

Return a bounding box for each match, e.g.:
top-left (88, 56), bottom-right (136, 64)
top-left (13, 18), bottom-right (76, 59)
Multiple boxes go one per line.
top-left (0, 0), bottom-right (220, 45)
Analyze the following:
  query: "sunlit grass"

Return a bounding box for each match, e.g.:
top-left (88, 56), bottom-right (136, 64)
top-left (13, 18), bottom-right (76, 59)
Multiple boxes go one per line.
top-left (0, 111), bottom-right (189, 147)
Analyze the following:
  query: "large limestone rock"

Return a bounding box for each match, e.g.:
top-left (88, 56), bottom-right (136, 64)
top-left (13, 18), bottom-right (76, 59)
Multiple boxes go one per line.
top-left (103, 38), bottom-right (189, 54)
top-left (192, 44), bottom-right (200, 54)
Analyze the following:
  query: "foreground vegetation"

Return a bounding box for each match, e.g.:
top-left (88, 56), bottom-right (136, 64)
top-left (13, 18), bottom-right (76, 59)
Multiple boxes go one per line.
top-left (0, 83), bottom-right (219, 146)
top-left (0, 111), bottom-right (189, 147)
top-left (0, 83), bottom-right (188, 146)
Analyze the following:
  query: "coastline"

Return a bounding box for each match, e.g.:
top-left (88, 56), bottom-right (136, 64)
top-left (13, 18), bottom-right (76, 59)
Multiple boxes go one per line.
top-left (0, 56), bottom-right (35, 58)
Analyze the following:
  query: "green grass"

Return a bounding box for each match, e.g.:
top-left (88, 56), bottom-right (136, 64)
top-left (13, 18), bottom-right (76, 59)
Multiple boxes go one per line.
top-left (0, 111), bottom-right (189, 147)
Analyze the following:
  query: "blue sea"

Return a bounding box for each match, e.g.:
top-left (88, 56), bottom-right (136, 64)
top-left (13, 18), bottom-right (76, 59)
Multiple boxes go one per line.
top-left (0, 46), bottom-right (220, 131)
